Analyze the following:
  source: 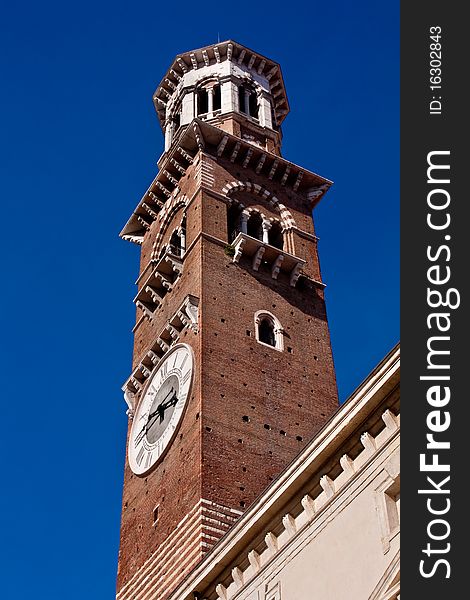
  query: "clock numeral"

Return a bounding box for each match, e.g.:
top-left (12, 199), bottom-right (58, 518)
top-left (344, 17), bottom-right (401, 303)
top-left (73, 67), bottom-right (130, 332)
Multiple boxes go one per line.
top-left (145, 451), bottom-right (153, 468)
top-left (136, 445), bottom-right (146, 466)
top-left (134, 427), bottom-right (147, 448)
top-left (161, 361), bottom-right (168, 377)
top-left (179, 353), bottom-right (188, 371)
top-left (172, 351), bottom-right (179, 369)
top-left (181, 369), bottom-right (191, 385)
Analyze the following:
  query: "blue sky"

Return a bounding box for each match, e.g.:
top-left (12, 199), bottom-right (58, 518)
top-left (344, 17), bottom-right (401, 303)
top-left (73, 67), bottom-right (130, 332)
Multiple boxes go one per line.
top-left (0, 1), bottom-right (398, 598)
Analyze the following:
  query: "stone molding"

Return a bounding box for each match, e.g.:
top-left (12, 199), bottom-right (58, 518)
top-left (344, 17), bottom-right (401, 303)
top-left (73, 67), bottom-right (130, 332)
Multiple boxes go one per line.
top-left (120, 120), bottom-right (333, 244)
top-left (222, 180), bottom-right (296, 231)
top-left (231, 232), bottom-right (305, 287)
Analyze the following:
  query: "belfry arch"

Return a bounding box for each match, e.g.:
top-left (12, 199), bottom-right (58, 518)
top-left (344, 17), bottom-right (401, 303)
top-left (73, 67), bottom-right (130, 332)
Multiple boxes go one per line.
top-left (222, 180), bottom-right (297, 254)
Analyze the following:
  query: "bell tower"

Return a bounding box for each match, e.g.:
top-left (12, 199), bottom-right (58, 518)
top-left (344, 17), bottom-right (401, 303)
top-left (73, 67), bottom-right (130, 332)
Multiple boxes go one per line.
top-left (156, 40), bottom-right (285, 157)
top-left (117, 41), bottom-right (338, 600)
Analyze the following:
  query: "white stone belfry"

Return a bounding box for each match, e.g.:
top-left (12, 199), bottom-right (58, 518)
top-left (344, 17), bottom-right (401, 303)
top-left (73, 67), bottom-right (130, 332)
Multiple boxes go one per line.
top-left (152, 41), bottom-right (289, 153)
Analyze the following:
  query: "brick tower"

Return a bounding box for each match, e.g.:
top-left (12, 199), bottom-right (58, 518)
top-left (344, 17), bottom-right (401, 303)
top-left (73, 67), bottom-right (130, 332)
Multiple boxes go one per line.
top-left (116, 41), bottom-right (338, 600)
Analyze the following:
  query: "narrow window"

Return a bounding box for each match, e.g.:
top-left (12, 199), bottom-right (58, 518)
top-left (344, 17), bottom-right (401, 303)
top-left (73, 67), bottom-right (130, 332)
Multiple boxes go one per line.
top-left (255, 311), bottom-right (284, 351)
top-left (247, 212), bottom-right (263, 241)
top-left (169, 230), bottom-right (182, 256)
top-left (249, 92), bottom-right (258, 118)
top-left (259, 318), bottom-right (275, 347)
top-left (213, 85), bottom-right (221, 111)
top-left (268, 221), bottom-right (284, 250)
top-left (375, 474), bottom-right (400, 553)
top-left (197, 89), bottom-right (208, 115)
top-left (238, 86), bottom-right (246, 113)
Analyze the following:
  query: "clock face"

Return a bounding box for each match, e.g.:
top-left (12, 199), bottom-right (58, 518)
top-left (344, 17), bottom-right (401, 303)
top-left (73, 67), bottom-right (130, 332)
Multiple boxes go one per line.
top-left (128, 344), bottom-right (194, 475)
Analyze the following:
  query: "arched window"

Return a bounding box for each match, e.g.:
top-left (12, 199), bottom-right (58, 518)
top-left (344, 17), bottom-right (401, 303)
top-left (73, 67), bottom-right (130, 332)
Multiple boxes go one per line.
top-left (169, 230), bottom-right (182, 257)
top-left (259, 318), bottom-right (275, 346)
top-left (197, 82), bottom-right (221, 117)
top-left (247, 212), bottom-right (263, 241)
top-left (268, 221), bottom-right (284, 250)
top-left (254, 311), bottom-right (284, 351)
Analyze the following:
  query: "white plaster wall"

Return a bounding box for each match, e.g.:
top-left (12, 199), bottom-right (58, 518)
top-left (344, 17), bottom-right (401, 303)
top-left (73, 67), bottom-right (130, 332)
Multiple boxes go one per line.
top-left (281, 486), bottom-right (398, 599)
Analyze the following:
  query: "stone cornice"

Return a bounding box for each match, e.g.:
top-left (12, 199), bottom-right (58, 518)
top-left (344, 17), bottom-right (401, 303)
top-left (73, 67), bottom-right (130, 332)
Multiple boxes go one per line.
top-left (120, 136), bottom-right (196, 242)
top-left (120, 121), bottom-right (333, 243)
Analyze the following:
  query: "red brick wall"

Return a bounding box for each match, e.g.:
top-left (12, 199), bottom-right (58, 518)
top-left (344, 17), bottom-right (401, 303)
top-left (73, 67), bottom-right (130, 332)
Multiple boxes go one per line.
top-left (116, 149), bottom-right (338, 598)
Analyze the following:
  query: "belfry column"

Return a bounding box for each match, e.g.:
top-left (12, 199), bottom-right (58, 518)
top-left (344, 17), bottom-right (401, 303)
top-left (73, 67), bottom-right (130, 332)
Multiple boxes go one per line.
top-left (262, 220), bottom-right (271, 243)
top-left (207, 87), bottom-right (214, 118)
top-left (240, 211), bottom-right (249, 234)
top-left (244, 88), bottom-right (251, 114)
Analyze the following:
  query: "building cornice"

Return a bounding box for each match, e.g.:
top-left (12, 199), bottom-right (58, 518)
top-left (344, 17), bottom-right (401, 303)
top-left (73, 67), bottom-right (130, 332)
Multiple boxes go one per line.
top-left (120, 120), bottom-right (333, 243)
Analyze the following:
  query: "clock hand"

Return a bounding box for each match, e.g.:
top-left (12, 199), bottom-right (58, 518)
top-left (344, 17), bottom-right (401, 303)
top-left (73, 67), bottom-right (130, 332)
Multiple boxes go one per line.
top-left (135, 405), bottom-right (163, 445)
top-left (146, 389), bottom-right (177, 426)
top-left (147, 388), bottom-right (175, 421)
top-left (157, 392), bottom-right (179, 422)
top-left (144, 392), bottom-right (178, 430)
top-left (134, 403), bottom-right (159, 444)
top-left (160, 392), bottom-right (179, 412)
top-left (134, 388), bottom-right (176, 447)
